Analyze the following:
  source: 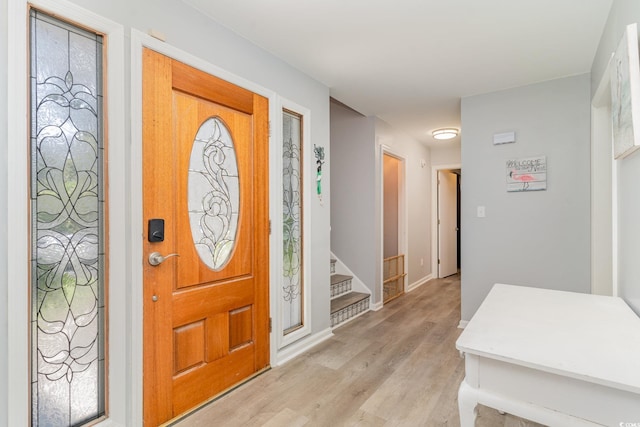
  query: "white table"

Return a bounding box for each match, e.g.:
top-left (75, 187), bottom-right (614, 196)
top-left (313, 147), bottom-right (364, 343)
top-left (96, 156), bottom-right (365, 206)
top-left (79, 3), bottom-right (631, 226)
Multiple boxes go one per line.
top-left (456, 284), bottom-right (640, 426)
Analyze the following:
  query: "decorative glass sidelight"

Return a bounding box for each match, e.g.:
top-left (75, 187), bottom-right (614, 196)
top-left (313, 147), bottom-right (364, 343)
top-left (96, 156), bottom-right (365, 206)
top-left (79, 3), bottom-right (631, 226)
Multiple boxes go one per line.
top-left (188, 117), bottom-right (240, 270)
top-left (29, 9), bottom-right (105, 426)
top-left (282, 110), bottom-right (303, 333)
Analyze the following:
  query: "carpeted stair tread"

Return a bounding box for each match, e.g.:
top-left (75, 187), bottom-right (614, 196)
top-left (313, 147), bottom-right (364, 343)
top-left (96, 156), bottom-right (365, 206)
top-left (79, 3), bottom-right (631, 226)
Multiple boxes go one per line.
top-left (330, 274), bottom-right (352, 285)
top-left (330, 292), bottom-right (369, 314)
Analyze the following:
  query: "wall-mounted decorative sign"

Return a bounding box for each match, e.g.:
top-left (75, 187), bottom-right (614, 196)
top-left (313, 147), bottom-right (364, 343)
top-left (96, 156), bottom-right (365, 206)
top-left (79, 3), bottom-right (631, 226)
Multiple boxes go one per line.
top-left (506, 156), bottom-right (546, 192)
top-left (610, 23), bottom-right (640, 159)
top-left (314, 144), bottom-right (325, 201)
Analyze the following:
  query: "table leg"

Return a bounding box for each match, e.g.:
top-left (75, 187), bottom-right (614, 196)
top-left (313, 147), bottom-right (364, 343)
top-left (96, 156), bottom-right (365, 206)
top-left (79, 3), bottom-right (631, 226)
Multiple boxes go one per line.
top-left (458, 379), bottom-right (478, 427)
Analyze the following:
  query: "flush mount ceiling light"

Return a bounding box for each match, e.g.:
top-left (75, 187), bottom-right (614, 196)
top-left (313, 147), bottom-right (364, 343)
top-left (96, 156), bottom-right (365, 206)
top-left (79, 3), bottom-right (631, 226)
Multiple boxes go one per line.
top-left (432, 128), bottom-right (459, 140)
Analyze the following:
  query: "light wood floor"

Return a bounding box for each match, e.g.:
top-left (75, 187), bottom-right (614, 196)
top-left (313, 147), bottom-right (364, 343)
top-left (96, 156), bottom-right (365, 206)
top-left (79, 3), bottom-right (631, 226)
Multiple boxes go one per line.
top-left (172, 275), bottom-right (545, 427)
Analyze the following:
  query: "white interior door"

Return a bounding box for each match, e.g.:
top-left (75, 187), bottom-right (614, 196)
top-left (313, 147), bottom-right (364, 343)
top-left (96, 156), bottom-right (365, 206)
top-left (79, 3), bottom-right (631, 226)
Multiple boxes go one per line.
top-left (438, 170), bottom-right (458, 278)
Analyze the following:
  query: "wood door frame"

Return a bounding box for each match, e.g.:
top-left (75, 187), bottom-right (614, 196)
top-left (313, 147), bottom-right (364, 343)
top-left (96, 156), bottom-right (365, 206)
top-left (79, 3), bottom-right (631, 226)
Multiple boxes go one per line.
top-left (130, 30), bottom-right (278, 423)
top-left (378, 144), bottom-right (407, 308)
top-left (431, 163), bottom-right (461, 278)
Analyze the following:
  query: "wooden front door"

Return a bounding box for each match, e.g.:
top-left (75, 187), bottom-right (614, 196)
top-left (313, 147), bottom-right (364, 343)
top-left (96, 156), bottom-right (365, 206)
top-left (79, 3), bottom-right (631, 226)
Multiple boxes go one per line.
top-left (142, 48), bottom-right (270, 426)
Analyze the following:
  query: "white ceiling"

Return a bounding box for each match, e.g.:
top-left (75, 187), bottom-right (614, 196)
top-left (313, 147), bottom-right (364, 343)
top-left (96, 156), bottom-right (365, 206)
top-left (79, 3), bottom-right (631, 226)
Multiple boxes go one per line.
top-left (181, 0), bottom-right (613, 147)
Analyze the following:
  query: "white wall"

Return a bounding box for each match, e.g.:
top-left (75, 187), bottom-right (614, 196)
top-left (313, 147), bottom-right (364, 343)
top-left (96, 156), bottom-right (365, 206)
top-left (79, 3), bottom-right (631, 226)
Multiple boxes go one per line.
top-left (460, 74), bottom-right (592, 321)
top-left (31, 0), bottom-right (333, 333)
top-left (431, 143), bottom-right (461, 166)
top-left (329, 102), bottom-right (432, 303)
top-left (330, 100), bottom-right (377, 295)
top-left (375, 118), bottom-right (432, 289)
top-left (0, 0), bottom-right (8, 421)
top-left (591, 0), bottom-right (640, 314)
top-left (55, 0), bottom-right (330, 326)
top-left (2, 0), bottom-right (331, 423)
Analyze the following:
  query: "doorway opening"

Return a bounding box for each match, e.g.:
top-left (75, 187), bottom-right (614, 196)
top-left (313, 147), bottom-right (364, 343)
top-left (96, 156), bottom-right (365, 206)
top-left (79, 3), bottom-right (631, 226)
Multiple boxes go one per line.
top-left (382, 152), bottom-right (407, 303)
top-left (433, 166), bottom-right (462, 278)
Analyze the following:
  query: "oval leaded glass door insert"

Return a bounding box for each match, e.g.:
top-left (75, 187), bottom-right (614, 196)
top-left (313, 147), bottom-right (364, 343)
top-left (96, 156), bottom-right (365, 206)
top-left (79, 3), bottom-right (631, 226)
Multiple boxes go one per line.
top-left (188, 117), bottom-right (240, 270)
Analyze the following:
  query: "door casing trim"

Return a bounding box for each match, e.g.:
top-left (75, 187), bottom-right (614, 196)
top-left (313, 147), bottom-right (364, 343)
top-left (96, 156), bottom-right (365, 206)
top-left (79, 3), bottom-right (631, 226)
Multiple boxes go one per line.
top-left (6, 0), bottom-right (126, 424)
top-left (271, 98), bottom-right (314, 352)
top-left (378, 144), bottom-right (408, 307)
top-left (431, 163), bottom-right (461, 278)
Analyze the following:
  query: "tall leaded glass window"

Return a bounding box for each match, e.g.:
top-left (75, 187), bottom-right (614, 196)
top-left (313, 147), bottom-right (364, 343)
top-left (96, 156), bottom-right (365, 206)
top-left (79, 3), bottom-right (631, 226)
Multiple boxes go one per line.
top-left (282, 110), bottom-right (304, 334)
top-left (29, 9), bottom-right (106, 426)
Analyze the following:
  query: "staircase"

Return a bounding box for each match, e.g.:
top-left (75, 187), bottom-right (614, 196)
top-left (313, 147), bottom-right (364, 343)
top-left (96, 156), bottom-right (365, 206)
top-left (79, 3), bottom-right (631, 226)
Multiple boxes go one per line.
top-left (330, 258), bottom-right (370, 328)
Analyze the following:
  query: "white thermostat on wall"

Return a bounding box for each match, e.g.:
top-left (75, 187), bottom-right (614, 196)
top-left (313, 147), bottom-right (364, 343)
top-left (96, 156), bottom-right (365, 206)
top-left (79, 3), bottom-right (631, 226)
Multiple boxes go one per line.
top-left (493, 131), bottom-right (516, 145)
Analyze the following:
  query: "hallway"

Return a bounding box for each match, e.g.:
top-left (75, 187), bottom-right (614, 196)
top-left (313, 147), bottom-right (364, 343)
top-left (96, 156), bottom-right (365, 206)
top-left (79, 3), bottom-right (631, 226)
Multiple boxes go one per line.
top-left (173, 275), bottom-right (543, 426)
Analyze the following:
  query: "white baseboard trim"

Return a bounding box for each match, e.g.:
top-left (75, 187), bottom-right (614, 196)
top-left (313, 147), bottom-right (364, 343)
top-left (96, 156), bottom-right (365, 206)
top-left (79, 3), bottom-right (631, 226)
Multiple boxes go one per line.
top-left (407, 274), bottom-right (433, 292)
top-left (274, 327), bottom-right (333, 366)
top-left (458, 320), bottom-right (469, 329)
top-left (370, 301), bottom-right (384, 311)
